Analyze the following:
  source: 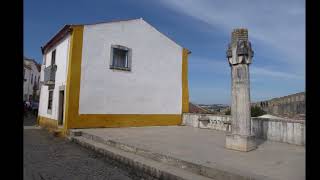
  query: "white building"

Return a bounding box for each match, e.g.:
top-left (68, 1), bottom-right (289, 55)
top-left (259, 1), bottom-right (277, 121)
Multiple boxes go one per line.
top-left (38, 18), bottom-right (190, 132)
top-left (23, 57), bottom-right (41, 101)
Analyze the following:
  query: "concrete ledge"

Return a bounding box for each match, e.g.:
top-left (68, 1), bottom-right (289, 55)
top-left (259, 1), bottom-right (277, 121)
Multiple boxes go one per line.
top-left (69, 129), bottom-right (272, 180)
top-left (70, 136), bottom-right (213, 180)
top-left (251, 118), bottom-right (305, 145)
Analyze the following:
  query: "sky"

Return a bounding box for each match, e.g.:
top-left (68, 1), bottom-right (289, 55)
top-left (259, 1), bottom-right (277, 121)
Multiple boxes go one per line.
top-left (24, 0), bottom-right (305, 105)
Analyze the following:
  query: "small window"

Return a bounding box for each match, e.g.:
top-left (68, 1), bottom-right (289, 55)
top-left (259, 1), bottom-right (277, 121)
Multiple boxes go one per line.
top-left (48, 90), bottom-right (53, 112)
top-left (31, 74), bottom-right (33, 84)
top-left (51, 49), bottom-right (56, 65)
top-left (110, 45), bottom-right (132, 71)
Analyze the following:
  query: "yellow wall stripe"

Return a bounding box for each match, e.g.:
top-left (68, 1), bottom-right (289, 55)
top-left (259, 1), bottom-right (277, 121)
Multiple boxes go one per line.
top-left (70, 114), bottom-right (182, 129)
top-left (64, 25), bottom-right (84, 131)
top-left (182, 48), bottom-right (189, 113)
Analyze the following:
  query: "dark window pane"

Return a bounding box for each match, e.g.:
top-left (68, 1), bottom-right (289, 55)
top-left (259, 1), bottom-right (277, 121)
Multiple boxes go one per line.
top-left (48, 90), bottom-right (53, 110)
top-left (113, 48), bottom-right (128, 68)
top-left (51, 50), bottom-right (56, 65)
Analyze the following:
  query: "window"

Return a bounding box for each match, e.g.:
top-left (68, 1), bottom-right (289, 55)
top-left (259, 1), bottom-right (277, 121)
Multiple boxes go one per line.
top-left (110, 45), bottom-right (132, 71)
top-left (51, 49), bottom-right (56, 65)
top-left (43, 56), bottom-right (46, 65)
top-left (48, 90), bottom-right (53, 112)
top-left (34, 75), bottom-right (36, 85)
top-left (31, 74), bottom-right (33, 84)
top-left (38, 76), bottom-right (40, 84)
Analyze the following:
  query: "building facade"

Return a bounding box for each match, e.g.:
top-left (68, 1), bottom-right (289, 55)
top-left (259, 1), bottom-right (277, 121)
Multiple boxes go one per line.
top-left (23, 57), bottom-right (41, 101)
top-left (38, 18), bottom-right (190, 132)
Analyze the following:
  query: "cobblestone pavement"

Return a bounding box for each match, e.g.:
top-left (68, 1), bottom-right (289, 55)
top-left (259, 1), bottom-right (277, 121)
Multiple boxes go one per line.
top-left (23, 112), bottom-right (37, 126)
top-left (24, 126), bottom-right (137, 180)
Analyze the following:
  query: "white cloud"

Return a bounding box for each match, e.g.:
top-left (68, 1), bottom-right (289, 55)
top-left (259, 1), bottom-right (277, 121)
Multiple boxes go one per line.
top-left (250, 67), bottom-right (303, 80)
top-left (189, 56), bottom-right (302, 80)
top-left (158, 0), bottom-right (305, 73)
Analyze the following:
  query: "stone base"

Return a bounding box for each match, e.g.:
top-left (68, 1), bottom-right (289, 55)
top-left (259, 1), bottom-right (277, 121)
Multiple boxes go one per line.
top-left (225, 133), bottom-right (257, 152)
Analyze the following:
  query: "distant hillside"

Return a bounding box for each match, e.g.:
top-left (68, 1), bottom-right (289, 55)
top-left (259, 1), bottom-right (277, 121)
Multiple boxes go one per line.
top-left (189, 102), bottom-right (211, 113)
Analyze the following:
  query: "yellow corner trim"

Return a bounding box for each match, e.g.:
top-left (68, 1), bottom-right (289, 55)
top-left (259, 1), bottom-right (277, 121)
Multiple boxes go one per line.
top-left (64, 25), bottom-right (84, 131)
top-left (182, 48), bottom-right (189, 113)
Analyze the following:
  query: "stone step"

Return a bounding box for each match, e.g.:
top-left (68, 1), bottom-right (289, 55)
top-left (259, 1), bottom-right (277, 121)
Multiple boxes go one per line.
top-left (69, 130), bottom-right (272, 180)
top-left (70, 135), bottom-right (213, 180)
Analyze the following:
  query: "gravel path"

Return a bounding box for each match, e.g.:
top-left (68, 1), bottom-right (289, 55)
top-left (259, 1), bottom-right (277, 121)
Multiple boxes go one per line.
top-left (24, 126), bottom-right (136, 180)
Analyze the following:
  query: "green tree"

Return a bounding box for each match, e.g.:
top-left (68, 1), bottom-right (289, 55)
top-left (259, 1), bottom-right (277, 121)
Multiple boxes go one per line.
top-left (251, 106), bottom-right (266, 117)
top-left (224, 106), bottom-right (266, 117)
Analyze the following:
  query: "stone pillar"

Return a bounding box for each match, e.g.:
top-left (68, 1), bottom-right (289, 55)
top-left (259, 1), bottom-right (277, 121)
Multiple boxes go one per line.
top-left (225, 29), bottom-right (257, 152)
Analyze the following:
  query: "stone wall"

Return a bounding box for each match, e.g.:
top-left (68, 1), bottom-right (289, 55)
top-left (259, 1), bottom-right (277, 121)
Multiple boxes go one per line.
top-left (252, 92), bottom-right (305, 119)
top-left (182, 113), bottom-right (231, 131)
top-left (182, 113), bottom-right (305, 146)
top-left (251, 118), bottom-right (305, 146)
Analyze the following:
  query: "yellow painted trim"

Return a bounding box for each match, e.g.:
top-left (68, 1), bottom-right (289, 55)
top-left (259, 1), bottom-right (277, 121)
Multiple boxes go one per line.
top-left (38, 116), bottom-right (58, 129)
top-left (63, 25), bottom-right (182, 131)
top-left (70, 114), bottom-right (182, 129)
top-left (182, 48), bottom-right (189, 113)
top-left (64, 25), bottom-right (84, 131)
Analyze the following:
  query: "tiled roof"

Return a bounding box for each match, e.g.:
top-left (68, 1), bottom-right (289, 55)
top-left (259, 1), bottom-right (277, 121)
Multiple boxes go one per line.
top-left (189, 102), bottom-right (211, 113)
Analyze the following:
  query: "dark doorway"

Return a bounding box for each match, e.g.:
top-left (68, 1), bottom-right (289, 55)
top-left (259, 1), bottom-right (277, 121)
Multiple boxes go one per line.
top-left (58, 90), bottom-right (64, 126)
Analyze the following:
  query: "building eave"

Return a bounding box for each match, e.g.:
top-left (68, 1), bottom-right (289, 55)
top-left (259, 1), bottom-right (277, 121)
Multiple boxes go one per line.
top-left (41, 18), bottom-right (191, 55)
top-left (41, 25), bottom-right (72, 54)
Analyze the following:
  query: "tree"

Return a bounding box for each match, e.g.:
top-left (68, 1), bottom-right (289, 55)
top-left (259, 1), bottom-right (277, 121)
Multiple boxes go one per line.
top-left (251, 106), bottom-right (266, 117)
top-left (224, 106), bottom-right (266, 117)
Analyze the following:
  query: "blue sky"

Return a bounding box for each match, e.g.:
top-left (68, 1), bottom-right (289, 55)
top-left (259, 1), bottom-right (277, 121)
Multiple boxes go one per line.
top-left (24, 0), bottom-right (305, 105)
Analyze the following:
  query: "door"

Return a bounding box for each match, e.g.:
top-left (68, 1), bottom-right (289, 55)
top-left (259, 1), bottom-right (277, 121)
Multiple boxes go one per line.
top-left (58, 90), bottom-right (64, 126)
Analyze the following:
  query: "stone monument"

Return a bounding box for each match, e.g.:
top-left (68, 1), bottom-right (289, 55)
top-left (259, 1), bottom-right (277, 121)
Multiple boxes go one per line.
top-left (225, 28), bottom-right (256, 152)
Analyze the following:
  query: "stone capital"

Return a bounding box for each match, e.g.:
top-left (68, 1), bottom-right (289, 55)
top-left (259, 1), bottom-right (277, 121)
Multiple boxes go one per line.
top-left (226, 29), bottom-right (254, 66)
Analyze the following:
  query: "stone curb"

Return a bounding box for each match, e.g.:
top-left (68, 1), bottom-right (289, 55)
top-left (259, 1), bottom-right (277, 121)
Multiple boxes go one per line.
top-left (69, 130), bottom-right (273, 180)
top-left (69, 136), bottom-right (213, 180)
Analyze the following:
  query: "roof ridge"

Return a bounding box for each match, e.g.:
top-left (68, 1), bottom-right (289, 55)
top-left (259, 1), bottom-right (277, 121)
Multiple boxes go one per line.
top-left (76, 17), bottom-right (142, 26)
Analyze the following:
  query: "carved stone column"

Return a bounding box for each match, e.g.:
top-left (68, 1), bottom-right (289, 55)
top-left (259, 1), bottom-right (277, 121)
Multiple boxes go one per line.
top-left (225, 29), bottom-right (257, 152)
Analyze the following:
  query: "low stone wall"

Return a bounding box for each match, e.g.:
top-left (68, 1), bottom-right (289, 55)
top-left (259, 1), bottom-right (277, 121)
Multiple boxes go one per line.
top-left (182, 113), bottom-right (305, 146)
top-left (251, 118), bottom-right (305, 146)
top-left (182, 113), bottom-right (231, 131)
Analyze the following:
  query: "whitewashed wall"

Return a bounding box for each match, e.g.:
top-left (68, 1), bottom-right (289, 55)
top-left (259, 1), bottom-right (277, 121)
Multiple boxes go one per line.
top-left (182, 113), bottom-right (231, 131)
top-left (23, 61), bottom-right (40, 101)
top-left (79, 19), bottom-right (183, 114)
top-left (182, 113), bottom-right (305, 146)
top-left (251, 118), bottom-right (305, 145)
top-left (38, 35), bottom-right (70, 121)
top-left (23, 67), bottom-right (32, 100)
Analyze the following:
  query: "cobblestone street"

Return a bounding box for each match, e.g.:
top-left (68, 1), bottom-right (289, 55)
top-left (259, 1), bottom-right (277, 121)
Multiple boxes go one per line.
top-left (24, 116), bottom-right (136, 180)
